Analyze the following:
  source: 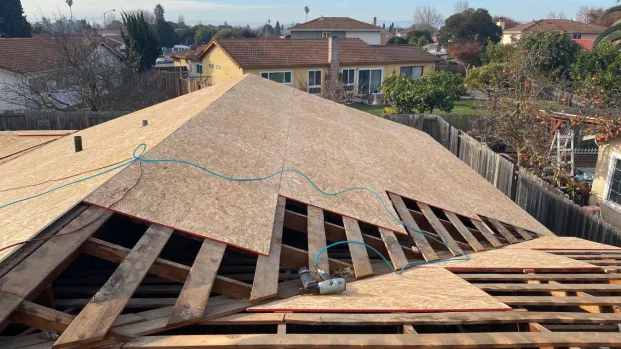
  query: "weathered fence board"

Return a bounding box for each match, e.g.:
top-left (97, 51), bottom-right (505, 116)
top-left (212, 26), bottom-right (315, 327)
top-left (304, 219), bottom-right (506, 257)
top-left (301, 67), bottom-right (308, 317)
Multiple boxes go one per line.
top-left (385, 113), bottom-right (621, 246)
top-left (0, 111), bottom-right (126, 131)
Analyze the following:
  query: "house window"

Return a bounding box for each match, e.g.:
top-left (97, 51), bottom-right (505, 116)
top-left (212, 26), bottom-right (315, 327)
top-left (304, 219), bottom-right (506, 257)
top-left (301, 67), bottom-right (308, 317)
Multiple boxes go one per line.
top-left (573, 33), bottom-right (582, 39)
top-left (342, 68), bottom-right (355, 86)
top-left (607, 156), bottom-right (621, 206)
top-left (208, 63), bottom-right (214, 68)
top-left (196, 64), bottom-right (203, 75)
top-left (322, 32), bottom-right (332, 38)
top-left (260, 71), bottom-right (292, 84)
top-left (400, 66), bottom-right (423, 78)
top-left (308, 70), bottom-right (322, 94)
top-left (216, 65), bottom-right (222, 70)
top-left (358, 68), bottom-right (383, 95)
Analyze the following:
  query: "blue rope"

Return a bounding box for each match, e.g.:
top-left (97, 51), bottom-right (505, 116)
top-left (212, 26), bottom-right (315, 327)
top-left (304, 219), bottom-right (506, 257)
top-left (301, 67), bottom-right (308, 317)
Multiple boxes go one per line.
top-left (1, 143), bottom-right (470, 271)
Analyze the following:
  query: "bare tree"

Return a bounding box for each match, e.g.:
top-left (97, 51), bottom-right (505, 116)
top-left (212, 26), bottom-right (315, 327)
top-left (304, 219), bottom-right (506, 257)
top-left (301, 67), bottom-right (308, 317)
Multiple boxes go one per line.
top-left (576, 6), bottom-right (591, 23)
top-left (66, 0), bottom-right (73, 19)
top-left (178, 14), bottom-right (185, 26)
top-left (454, 0), bottom-right (470, 13)
top-left (547, 11), bottom-right (567, 19)
top-left (412, 6), bottom-right (445, 33)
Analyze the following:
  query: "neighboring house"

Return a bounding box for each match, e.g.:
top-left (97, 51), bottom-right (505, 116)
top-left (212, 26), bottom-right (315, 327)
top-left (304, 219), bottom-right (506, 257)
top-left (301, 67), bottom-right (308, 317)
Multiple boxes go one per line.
top-left (396, 28), bottom-right (411, 38)
top-left (170, 45), bottom-right (208, 79)
top-left (0, 37), bottom-right (122, 112)
top-left (290, 16), bottom-right (384, 45)
top-left (423, 43), bottom-right (448, 60)
top-left (184, 37), bottom-right (439, 95)
top-left (590, 136), bottom-right (621, 228)
top-left (502, 19), bottom-right (606, 50)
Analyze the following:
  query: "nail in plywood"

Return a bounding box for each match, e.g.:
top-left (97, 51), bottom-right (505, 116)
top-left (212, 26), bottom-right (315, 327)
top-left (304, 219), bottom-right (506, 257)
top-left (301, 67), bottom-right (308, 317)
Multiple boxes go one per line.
top-left (342, 217), bottom-right (374, 279)
top-left (389, 193), bottom-right (437, 261)
top-left (53, 224), bottom-right (173, 348)
top-left (0, 78), bottom-right (241, 263)
top-left (445, 212), bottom-right (484, 252)
top-left (379, 228), bottom-right (408, 270)
top-left (168, 239), bottom-right (226, 327)
top-left (248, 267), bottom-right (511, 313)
top-left (250, 196), bottom-right (285, 302)
top-left (506, 237), bottom-right (621, 251)
top-left (306, 206), bottom-right (329, 274)
top-left (487, 218), bottom-right (519, 244)
top-left (417, 202), bottom-right (461, 256)
top-left (470, 219), bottom-right (503, 248)
top-left (424, 248), bottom-right (602, 272)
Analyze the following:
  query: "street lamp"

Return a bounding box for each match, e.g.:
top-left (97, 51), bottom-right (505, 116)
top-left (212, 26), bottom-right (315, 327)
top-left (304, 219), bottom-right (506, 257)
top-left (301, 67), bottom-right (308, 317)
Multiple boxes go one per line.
top-left (104, 9), bottom-right (116, 44)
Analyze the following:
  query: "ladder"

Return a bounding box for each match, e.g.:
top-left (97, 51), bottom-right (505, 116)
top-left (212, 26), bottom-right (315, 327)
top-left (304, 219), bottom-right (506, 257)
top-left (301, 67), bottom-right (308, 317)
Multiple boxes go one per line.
top-left (550, 130), bottom-right (575, 177)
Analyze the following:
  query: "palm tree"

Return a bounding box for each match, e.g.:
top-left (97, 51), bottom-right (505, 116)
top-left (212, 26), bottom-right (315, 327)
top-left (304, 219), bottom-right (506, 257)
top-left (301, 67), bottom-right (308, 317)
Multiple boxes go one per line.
top-left (304, 6), bottom-right (309, 22)
top-left (595, 1), bottom-right (621, 48)
top-left (66, 0), bottom-right (74, 19)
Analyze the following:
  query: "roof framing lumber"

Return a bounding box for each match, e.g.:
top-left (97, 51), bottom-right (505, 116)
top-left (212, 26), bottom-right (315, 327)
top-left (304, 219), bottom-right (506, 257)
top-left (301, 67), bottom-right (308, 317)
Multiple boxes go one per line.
top-left (168, 239), bottom-right (226, 327)
top-left (283, 311), bottom-right (621, 325)
top-left (306, 206), bottom-right (329, 274)
top-left (0, 206), bottom-right (113, 324)
top-left (116, 332), bottom-right (621, 348)
top-left (389, 193), bottom-right (438, 261)
top-left (82, 238), bottom-right (251, 300)
top-left (477, 283), bottom-right (621, 292)
top-left (444, 212), bottom-right (484, 252)
top-left (417, 202), bottom-right (461, 256)
top-left (513, 227), bottom-right (533, 240)
top-left (280, 244), bottom-right (351, 272)
top-left (458, 273), bottom-right (621, 281)
top-left (497, 296), bottom-right (621, 307)
top-left (487, 218), bottom-right (519, 244)
top-left (53, 224), bottom-right (174, 348)
top-left (342, 217), bottom-right (373, 279)
top-left (470, 219), bottom-right (503, 248)
top-left (378, 228), bottom-right (408, 270)
top-left (250, 196), bottom-right (285, 302)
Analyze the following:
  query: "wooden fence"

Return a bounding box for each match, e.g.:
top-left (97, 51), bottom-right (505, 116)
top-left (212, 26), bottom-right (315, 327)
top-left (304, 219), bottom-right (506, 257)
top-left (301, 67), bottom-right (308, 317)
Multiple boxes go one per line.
top-left (385, 113), bottom-right (621, 246)
top-left (0, 111), bottom-right (126, 131)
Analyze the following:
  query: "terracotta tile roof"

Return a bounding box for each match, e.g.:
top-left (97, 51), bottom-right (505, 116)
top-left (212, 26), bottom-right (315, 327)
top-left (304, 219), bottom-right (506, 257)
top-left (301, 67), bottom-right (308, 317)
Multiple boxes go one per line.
top-left (291, 17), bottom-right (382, 31)
top-left (169, 45), bottom-right (207, 61)
top-left (505, 19), bottom-right (606, 34)
top-left (199, 38), bottom-right (439, 69)
top-left (0, 37), bottom-right (63, 74)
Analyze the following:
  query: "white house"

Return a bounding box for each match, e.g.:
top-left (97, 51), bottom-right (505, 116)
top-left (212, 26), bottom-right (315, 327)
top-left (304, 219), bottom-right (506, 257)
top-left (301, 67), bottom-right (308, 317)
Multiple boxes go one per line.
top-left (290, 17), bottom-right (386, 45)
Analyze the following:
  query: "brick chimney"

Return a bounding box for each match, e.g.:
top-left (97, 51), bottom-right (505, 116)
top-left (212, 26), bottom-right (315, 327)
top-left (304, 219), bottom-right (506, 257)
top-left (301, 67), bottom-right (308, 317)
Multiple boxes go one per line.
top-left (328, 36), bottom-right (340, 83)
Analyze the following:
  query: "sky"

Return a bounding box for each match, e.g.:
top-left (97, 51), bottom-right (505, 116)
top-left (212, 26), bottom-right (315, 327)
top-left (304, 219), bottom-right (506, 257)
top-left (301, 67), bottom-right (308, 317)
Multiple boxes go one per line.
top-left (21, 0), bottom-right (616, 28)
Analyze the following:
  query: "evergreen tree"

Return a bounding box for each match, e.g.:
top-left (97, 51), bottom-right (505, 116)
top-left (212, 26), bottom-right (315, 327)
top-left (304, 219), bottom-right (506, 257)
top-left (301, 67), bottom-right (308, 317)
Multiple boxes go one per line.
top-left (274, 21), bottom-right (281, 36)
top-left (121, 11), bottom-right (159, 72)
top-left (0, 0), bottom-right (32, 38)
top-left (155, 19), bottom-right (178, 48)
top-left (154, 4), bottom-right (165, 22)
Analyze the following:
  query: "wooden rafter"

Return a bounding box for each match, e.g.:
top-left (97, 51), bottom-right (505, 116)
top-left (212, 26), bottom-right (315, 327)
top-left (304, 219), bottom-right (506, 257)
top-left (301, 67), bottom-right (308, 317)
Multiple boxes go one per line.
top-left (342, 217), bottom-right (373, 279)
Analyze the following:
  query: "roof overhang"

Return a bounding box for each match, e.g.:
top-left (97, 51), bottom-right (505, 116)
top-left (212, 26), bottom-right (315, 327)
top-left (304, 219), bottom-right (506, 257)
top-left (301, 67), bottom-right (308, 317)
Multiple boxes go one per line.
top-left (290, 29), bottom-right (382, 32)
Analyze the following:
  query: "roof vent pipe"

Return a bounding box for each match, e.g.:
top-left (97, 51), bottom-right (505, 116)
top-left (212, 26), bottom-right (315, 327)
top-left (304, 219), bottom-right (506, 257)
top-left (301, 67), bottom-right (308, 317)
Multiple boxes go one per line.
top-left (74, 136), bottom-right (83, 153)
top-left (142, 120), bottom-right (149, 127)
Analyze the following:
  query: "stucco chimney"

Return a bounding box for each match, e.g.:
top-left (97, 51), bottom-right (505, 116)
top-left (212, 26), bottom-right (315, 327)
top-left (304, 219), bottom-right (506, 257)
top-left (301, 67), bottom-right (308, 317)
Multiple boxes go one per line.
top-left (373, 17), bottom-right (377, 26)
top-left (496, 19), bottom-right (506, 30)
top-left (328, 36), bottom-right (340, 83)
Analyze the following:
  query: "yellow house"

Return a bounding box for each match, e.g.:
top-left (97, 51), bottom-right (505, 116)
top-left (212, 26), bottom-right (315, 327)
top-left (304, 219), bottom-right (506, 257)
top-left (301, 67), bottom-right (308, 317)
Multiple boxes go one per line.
top-left (500, 19), bottom-right (606, 50)
top-left (172, 37), bottom-right (440, 95)
top-left (591, 137), bottom-right (621, 228)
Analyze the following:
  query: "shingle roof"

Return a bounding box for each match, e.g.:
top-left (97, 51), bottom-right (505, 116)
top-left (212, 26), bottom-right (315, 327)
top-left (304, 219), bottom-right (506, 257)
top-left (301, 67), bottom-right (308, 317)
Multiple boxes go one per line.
top-left (0, 37), bottom-right (63, 74)
top-left (199, 38), bottom-right (440, 69)
top-left (505, 19), bottom-right (606, 34)
top-left (291, 17), bottom-right (382, 31)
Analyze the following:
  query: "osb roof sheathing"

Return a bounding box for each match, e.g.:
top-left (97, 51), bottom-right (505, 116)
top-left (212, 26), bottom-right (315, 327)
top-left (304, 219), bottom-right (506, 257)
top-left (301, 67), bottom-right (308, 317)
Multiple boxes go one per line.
top-left (424, 248), bottom-right (601, 272)
top-left (0, 131), bottom-right (75, 165)
top-left (505, 236), bottom-right (621, 251)
top-left (248, 267), bottom-right (512, 313)
top-left (0, 78), bottom-right (241, 262)
top-left (1, 74), bottom-right (552, 260)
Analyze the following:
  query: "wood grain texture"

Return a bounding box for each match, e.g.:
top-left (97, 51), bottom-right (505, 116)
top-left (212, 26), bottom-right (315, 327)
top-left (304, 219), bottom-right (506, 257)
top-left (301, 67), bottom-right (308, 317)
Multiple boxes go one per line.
top-left (425, 248), bottom-right (602, 272)
top-left (389, 193), bottom-right (438, 261)
top-left (513, 227), bottom-right (533, 240)
top-left (477, 283), bottom-right (621, 292)
top-left (506, 237), bottom-right (621, 251)
top-left (0, 79), bottom-right (240, 262)
top-left (342, 217), bottom-right (373, 279)
top-left (487, 218), bottom-right (519, 244)
top-left (0, 290), bottom-right (23, 324)
top-left (470, 219), bottom-right (503, 248)
top-left (250, 196), bottom-right (285, 301)
top-left (306, 206), bottom-right (329, 274)
top-left (53, 225), bottom-right (173, 348)
top-left (168, 239), bottom-right (226, 326)
top-left (248, 267), bottom-right (511, 313)
top-left (459, 273), bottom-right (621, 281)
top-left (444, 212), bottom-right (484, 252)
top-left (497, 296), bottom-right (621, 307)
top-left (0, 131), bottom-right (72, 165)
top-left (379, 228), bottom-right (408, 270)
top-left (417, 202), bottom-right (461, 256)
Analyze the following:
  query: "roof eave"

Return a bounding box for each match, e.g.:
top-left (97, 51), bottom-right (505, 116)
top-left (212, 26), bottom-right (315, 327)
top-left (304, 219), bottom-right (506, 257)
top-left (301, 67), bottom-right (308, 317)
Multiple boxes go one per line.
top-left (291, 29), bottom-right (382, 32)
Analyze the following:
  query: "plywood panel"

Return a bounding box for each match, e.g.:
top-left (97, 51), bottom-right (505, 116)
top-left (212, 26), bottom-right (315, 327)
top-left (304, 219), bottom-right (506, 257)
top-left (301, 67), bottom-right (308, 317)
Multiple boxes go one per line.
top-left (278, 87), bottom-right (552, 237)
top-left (506, 237), bottom-right (621, 251)
top-left (0, 78), bottom-right (241, 262)
top-left (248, 267), bottom-right (511, 313)
top-left (86, 77), bottom-right (290, 256)
top-left (424, 248), bottom-right (602, 272)
top-left (0, 131), bottom-right (72, 163)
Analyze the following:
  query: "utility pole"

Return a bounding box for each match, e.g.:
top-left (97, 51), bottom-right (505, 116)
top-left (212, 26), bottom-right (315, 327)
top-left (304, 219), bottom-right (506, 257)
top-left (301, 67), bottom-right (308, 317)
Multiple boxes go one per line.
top-left (103, 9), bottom-right (116, 44)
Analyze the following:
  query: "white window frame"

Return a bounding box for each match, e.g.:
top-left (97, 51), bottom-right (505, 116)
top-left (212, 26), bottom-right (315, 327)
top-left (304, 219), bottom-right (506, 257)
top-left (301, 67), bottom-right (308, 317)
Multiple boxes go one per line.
top-left (603, 152), bottom-right (621, 213)
top-left (216, 65), bottom-right (222, 70)
top-left (208, 63), bottom-right (214, 68)
top-left (400, 65), bottom-right (424, 78)
top-left (357, 67), bottom-right (384, 95)
top-left (260, 71), bottom-right (293, 84)
top-left (307, 69), bottom-right (323, 94)
top-left (196, 63), bottom-right (203, 75)
top-left (341, 68), bottom-right (355, 87)
top-left (322, 32), bottom-right (332, 38)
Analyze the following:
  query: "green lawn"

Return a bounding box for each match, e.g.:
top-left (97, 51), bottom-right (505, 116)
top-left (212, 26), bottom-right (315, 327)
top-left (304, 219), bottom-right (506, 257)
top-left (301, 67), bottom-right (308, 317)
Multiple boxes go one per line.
top-left (348, 99), bottom-right (488, 116)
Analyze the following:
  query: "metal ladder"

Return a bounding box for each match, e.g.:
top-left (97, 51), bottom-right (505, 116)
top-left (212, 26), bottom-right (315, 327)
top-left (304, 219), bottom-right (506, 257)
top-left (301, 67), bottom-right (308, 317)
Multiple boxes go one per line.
top-left (550, 129), bottom-right (575, 177)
